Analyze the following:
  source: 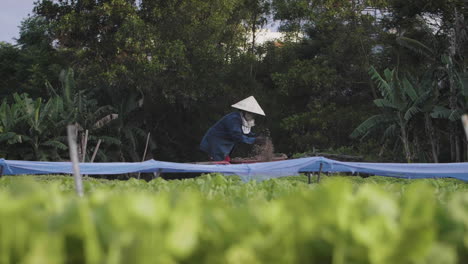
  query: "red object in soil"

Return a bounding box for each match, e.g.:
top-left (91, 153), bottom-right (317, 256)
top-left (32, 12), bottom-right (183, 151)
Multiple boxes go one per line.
top-left (212, 160), bottom-right (230, 165)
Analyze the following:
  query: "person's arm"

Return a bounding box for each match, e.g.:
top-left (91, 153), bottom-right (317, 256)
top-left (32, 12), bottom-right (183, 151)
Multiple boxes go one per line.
top-left (247, 131), bottom-right (256, 137)
top-left (225, 113), bottom-right (256, 144)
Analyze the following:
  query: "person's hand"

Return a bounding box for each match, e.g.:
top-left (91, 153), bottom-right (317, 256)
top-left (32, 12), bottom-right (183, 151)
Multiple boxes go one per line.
top-left (254, 136), bottom-right (266, 145)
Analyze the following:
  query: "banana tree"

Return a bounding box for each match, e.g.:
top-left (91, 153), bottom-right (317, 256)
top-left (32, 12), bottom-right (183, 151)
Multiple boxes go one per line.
top-left (47, 68), bottom-right (120, 161)
top-left (351, 67), bottom-right (414, 162)
top-left (403, 70), bottom-right (441, 162)
top-left (0, 93), bottom-right (68, 160)
top-left (106, 92), bottom-right (147, 162)
top-left (0, 97), bottom-right (27, 158)
top-left (395, 13), bottom-right (468, 161)
top-left (430, 55), bottom-right (468, 161)
top-left (18, 94), bottom-right (69, 160)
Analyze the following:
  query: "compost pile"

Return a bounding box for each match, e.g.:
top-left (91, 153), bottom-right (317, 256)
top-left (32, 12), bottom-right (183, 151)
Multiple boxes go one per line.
top-left (231, 137), bottom-right (287, 163)
top-left (253, 137), bottom-right (275, 161)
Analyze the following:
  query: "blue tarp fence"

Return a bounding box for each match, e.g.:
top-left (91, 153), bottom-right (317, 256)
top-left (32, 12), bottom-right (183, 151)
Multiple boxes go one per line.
top-left (1, 157), bottom-right (468, 182)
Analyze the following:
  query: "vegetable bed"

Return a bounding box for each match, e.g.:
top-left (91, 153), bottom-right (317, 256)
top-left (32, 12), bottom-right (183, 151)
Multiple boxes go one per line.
top-left (0, 175), bottom-right (467, 264)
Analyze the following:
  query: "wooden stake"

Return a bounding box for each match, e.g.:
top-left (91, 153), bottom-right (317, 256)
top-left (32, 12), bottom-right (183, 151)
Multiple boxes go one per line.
top-left (317, 163), bottom-right (323, 183)
top-left (90, 139), bottom-right (102, 163)
top-left (67, 125), bottom-right (84, 197)
top-left (84, 139), bottom-right (102, 178)
top-left (462, 114), bottom-right (468, 141)
top-left (138, 132), bottom-right (151, 180)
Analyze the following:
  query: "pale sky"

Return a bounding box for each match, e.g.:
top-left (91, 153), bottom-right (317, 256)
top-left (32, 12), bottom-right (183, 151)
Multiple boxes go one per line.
top-left (0, 0), bottom-right (36, 43)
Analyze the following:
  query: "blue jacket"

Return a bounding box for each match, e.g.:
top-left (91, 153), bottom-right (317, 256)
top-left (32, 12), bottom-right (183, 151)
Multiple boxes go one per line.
top-left (200, 112), bottom-right (256, 161)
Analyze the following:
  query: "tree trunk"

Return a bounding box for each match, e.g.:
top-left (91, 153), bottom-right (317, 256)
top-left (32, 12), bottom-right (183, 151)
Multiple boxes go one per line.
top-left (251, 16), bottom-right (256, 55)
top-left (424, 113), bottom-right (438, 162)
top-left (33, 138), bottom-right (39, 161)
top-left (436, 128), bottom-right (440, 160)
top-left (464, 136), bottom-right (468, 162)
top-left (355, 20), bottom-right (377, 100)
top-left (413, 130), bottom-right (421, 162)
top-left (398, 113), bottom-right (411, 162)
top-left (455, 126), bottom-right (461, 162)
top-left (466, 137), bottom-right (468, 162)
top-left (79, 130), bottom-right (85, 162)
top-left (250, 14), bottom-right (257, 77)
top-left (448, 53), bottom-right (457, 162)
top-left (378, 142), bottom-right (386, 157)
top-left (450, 125), bottom-right (456, 162)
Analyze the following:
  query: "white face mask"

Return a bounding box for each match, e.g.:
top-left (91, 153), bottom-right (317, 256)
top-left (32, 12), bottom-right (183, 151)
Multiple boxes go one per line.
top-left (241, 113), bottom-right (255, 134)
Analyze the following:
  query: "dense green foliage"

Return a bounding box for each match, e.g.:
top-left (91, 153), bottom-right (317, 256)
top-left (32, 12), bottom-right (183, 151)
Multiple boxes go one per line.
top-left (0, 0), bottom-right (467, 162)
top-left (0, 175), bottom-right (467, 263)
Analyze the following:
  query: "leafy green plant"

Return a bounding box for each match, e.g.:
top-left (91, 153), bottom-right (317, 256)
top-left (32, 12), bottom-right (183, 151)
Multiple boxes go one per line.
top-left (0, 175), bottom-right (466, 263)
top-left (0, 93), bottom-right (68, 160)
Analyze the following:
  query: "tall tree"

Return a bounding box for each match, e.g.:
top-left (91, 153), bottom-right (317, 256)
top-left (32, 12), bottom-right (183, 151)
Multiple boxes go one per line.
top-left (34, 0), bottom-right (258, 161)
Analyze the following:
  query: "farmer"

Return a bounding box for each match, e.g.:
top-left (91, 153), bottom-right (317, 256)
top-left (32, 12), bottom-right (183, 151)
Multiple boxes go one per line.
top-left (200, 96), bottom-right (266, 161)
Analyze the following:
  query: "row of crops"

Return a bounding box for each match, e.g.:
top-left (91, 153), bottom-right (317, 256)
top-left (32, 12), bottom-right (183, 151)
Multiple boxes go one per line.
top-left (0, 174), bottom-right (467, 264)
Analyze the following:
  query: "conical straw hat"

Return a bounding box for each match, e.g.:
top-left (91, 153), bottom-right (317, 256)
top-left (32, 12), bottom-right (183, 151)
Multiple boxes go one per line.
top-left (231, 96), bottom-right (265, 116)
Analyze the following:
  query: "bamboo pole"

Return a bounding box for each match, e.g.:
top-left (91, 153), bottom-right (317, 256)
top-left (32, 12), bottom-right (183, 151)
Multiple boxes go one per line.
top-left (138, 132), bottom-right (151, 180)
top-left (90, 139), bottom-right (102, 163)
top-left (67, 125), bottom-right (84, 197)
top-left (84, 139), bottom-right (102, 178)
top-left (462, 114), bottom-right (468, 141)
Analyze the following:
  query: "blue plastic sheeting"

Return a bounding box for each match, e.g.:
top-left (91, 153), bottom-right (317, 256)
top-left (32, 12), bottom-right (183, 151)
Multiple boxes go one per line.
top-left (1, 157), bottom-right (468, 182)
top-left (298, 157), bottom-right (468, 182)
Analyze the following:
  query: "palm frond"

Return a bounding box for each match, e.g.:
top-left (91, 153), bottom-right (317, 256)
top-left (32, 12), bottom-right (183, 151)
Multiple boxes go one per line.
top-left (59, 68), bottom-right (76, 105)
top-left (0, 132), bottom-right (17, 143)
top-left (458, 72), bottom-right (468, 97)
top-left (45, 80), bottom-right (59, 97)
top-left (374, 99), bottom-right (398, 109)
top-left (100, 136), bottom-right (121, 146)
top-left (369, 66), bottom-right (392, 98)
top-left (396, 36), bottom-right (435, 59)
top-left (130, 126), bottom-right (147, 139)
top-left (123, 129), bottom-right (137, 149)
top-left (404, 106), bottom-right (422, 121)
top-left (401, 77), bottom-right (418, 101)
top-left (94, 114), bottom-right (119, 129)
top-left (431, 106), bottom-right (452, 119)
top-left (94, 105), bottom-right (117, 118)
top-left (350, 114), bottom-right (395, 139)
top-left (41, 140), bottom-right (68, 150)
top-left (413, 90), bottom-right (432, 105)
top-left (19, 135), bottom-right (32, 143)
top-left (383, 124), bottom-right (397, 140)
top-left (415, 90), bottom-right (435, 112)
top-left (448, 109), bottom-right (463, 121)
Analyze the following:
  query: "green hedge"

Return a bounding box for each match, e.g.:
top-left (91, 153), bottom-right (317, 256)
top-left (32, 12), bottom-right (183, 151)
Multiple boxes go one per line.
top-left (0, 175), bottom-right (467, 263)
